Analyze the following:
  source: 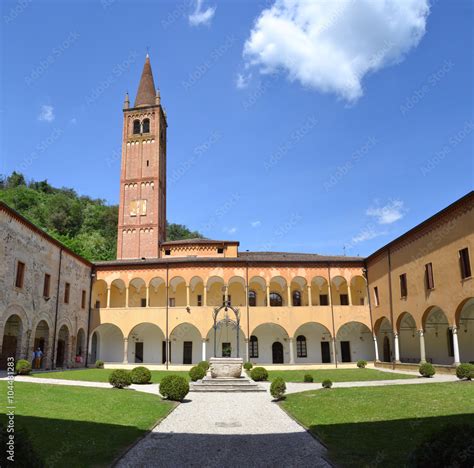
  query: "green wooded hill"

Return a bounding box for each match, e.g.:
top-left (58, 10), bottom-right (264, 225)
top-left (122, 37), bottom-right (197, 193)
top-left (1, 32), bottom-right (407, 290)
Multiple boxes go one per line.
top-left (0, 172), bottom-right (203, 261)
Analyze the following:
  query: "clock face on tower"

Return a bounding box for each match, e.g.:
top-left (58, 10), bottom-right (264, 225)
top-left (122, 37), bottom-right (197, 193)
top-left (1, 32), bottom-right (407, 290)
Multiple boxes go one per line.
top-left (129, 199), bottom-right (147, 217)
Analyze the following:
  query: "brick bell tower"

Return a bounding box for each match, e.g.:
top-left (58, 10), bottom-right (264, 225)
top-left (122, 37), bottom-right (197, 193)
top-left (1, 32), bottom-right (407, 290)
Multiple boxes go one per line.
top-left (117, 54), bottom-right (167, 259)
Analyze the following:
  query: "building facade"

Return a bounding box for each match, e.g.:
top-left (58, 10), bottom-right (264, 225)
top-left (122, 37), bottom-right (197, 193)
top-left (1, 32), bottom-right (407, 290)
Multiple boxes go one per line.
top-left (0, 202), bottom-right (92, 369)
top-left (1, 55), bottom-right (472, 370)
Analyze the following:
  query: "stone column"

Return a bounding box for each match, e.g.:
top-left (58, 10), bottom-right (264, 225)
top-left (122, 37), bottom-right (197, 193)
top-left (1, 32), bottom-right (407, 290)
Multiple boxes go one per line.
top-left (145, 286), bottom-right (149, 307)
top-left (452, 327), bottom-right (460, 365)
top-left (123, 338), bottom-right (129, 364)
top-left (307, 285), bottom-right (312, 306)
top-left (186, 285), bottom-right (190, 307)
top-left (347, 281), bottom-right (353, 305)
top-left (394, 333), bottom-right (400, 362)
top-left (287, 286), bottom-right (292, 306)
top-left (201, 339), bottom-right (207, 362)
top-left (373, 335), bottom-right (379, 361)
top-left (224, 285), bottom-right (229, 305)
top-left (331, 338), bottom-right (337, 364)
top-left (289, 338), bottom-right (295, 364)
top-left (418, 330), bottom-right (426, 363)
top-left (203, 287), bottom-right (207, 306)
top-left (125, 287), bottom-right (129, 308)
top-left (106, 287), bottom-right (111, 308)
top-left (245, 338), bottom-right (249, 362)
top-left (266, 285), bottom-right (270, 307)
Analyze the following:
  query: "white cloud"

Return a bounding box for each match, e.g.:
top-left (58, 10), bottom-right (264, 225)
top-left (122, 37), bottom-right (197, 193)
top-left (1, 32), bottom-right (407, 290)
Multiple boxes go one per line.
top-left (243, 0), bottom-right (429, 102)
top-left (251, 220), bottom-right (261, 228)
top-left (38, 105), bottom-right (55, 122)
top-left (189, 0), bottom-right (216, 27)
top-left (236, 72), bottom-right (252, 89)
top-left (223, 226), bottom-right (237, 234)
top-left (366, 199), bottom-right (406, 225)
top-left (351, 228), bottom-right (386, 245)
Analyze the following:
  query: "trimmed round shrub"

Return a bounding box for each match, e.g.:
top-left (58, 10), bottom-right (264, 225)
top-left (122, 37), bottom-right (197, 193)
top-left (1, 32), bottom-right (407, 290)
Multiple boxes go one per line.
top-left (357, 360), bottom-right (367, 368)
top-left (408, 424), bottom-right (474, 467)
top-left (15, 359), bottom-right (32, 375)
top-left (130, 366), bottom-right (152, 384)
top-left (456, 363), bottom-right (474, 381)
top-left (419, 362), bottom-right (436, 378)
top-left (243, 362), bottom-right (253, 371)
top-left (109, 369), bottom-right (131, 389)
top-left (159, 375), bottom-right (189, 401)
top-left (250, 367), bottom-right (268, 381)
top-left (189, 365), bottom-right (206, 382)
top-left (95, 360), bottom-right (104, 369)
top-left (198, 360), bottom-right (209, 372)
top-left (303, 374), bottom-right (314, 383)
top-left (270, 377), bottom-right (286, 400)
top-left (322, 379), bottom-right (333, 389)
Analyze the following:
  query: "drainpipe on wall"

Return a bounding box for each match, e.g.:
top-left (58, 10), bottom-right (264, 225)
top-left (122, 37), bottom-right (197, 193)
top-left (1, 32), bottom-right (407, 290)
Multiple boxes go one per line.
top-left (51, 248), bottom-right (63, 369)
top-left (363, 260), bottom-right (376, 365)
top-left (84, 269), bottom-right (95, 367)
top-left (387, 247), bottom-right (396, 367)
top-left (327, 263), bottom-right (338, 368)
top-left (165, 264), bottom-right (169, 370)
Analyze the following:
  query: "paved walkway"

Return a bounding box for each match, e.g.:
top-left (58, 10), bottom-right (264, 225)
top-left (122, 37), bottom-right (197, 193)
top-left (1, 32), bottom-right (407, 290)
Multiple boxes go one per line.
top-left (1, 371), bottom-right (458, 467)
top-left (116, 391), bottom-right (331, 468)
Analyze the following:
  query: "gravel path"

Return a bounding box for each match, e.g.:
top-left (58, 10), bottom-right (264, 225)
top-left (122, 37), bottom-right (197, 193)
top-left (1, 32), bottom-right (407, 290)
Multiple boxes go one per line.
top-left (116, 391), bottom-right (331, 468)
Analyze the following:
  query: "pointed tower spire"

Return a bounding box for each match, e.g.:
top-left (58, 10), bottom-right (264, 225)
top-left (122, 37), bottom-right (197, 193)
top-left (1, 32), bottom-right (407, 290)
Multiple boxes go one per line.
top-left (134, 54), bottom-right (156, 107)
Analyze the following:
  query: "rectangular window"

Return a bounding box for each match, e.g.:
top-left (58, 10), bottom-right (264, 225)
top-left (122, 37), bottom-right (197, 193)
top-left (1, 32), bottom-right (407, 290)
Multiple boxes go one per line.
top-left (425, 263), bottom-right (435, 290)
top-left (64, 283), bottom-right (70, 304)
top-left (169, 298), bottom-right (175, 307)
top-left (95, 300), bottom-right (101, 309)
top-left (249, 337), bottom-right (258, 358)
top-left (81, 290), bottom-right (86, 308)
top-left (43, 273), bottom-right (51, 297)
top-left (165, 249), bottom-right (171, 256)
top-left (359, 297), bottom-right (365, 305)
top-left (217, 248), bottom-right (224, 254)
top-left (400, 273), bottom-right (407, 298)
top-left (141, 298), bottom-right (147, 307)
top-left (447, 328), bottom-right (454, 357)
top-left (459, 248), bottom-right (471, 279)
top-left (15, 261), bottom-right (25, 288)
top-left (296, 338), bottom-right (307, 358)
top-left (374, 287), bottom-right (380, 306)
top-left (197, 294), bottom-right (202, 306)
top-left (340, 294), bottom-right (349, 306)
top-left (319, 294), bottom-right (329, 306)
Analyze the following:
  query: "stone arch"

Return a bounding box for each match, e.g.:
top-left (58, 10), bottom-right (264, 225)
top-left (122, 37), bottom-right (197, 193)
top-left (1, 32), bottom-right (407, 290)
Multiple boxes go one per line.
top-left (169, 323), bottom-right (202, 364)
top-left (56, 324), bottom-right (70, 368)
top-left (189, 276), bottom-right (205, 306)
top-left (90, 323), bottom-right (124, 363)
top-left (32, 319), bottom-right (51, 369)
top-left (0, 313), bottom-right (25, 368)
top-left (396, 312), bottom-right (419, 363)
top-left (250, 323), bottom-right (289, 364)
top-left (311, 276), bottom-right (329, 306)
top-left (336, 321), bottom-right (374, 362)
top-left (76, 328), bottom-right (86, 360)
top-left (374, 317), bottom-right (393, 362)
top-left (169, 276), bottom-right (186, 307)
top-left (350, 275), bottom-right (367, 306)
top-left (293, 322), bottom-right (333, 363)
top-left (129, 277), bottom-right (146, 307)
top-left (248, 276), bottom-right (266, 306)
top-left (149, 276), bottom-right (166, 307)
top-left (128, 323), bottom-right (165, 364)
top-left (228, 276), bottom-right (246, 306)
top-left (92, 279), bottom-right (107, 308)
top-left (456, 297), bottom-right (474, 362)
top-left (331, 276), bottom-right (349, 306)
top-left (110, 279), bottom-right (126, 308)
top-left (206, 276), bottom-right (225, 306)
top-left (422, 306), bottom-right (452, 365)
top-left (290, 276), bottom-right (307, 306)
top-left (269, 276), bottom-right (288, 306)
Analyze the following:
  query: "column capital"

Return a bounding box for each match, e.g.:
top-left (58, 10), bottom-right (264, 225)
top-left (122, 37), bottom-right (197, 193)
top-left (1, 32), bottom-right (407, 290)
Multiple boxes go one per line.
top-left (417, 329), bottom-right (424, 337)
top-left (288, 337), bottom-right (294, 342)
top-left (451, 326), bottom-right (458, 335)
top-left (123, 337), bottom-right (128, 342)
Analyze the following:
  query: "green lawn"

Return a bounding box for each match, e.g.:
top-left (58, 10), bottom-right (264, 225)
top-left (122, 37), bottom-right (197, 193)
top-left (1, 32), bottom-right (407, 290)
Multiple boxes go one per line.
top-left (281, 382), bottom-right (474, 467)
top-left (32, 368), bottom-right (190, 383)
top-left (0, 381), bottom-right (174, 467)
top-left (265, 368), bottom-right (414, 382)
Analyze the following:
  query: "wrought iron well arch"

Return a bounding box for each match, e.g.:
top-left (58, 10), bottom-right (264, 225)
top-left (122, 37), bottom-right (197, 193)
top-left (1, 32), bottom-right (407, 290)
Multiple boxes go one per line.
top-left (212, 301), bottom-right (241, 358)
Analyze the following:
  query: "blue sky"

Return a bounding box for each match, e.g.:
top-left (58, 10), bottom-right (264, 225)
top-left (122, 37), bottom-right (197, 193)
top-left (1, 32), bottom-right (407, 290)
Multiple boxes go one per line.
top-left (0, 0), bottom-right (472, 256)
